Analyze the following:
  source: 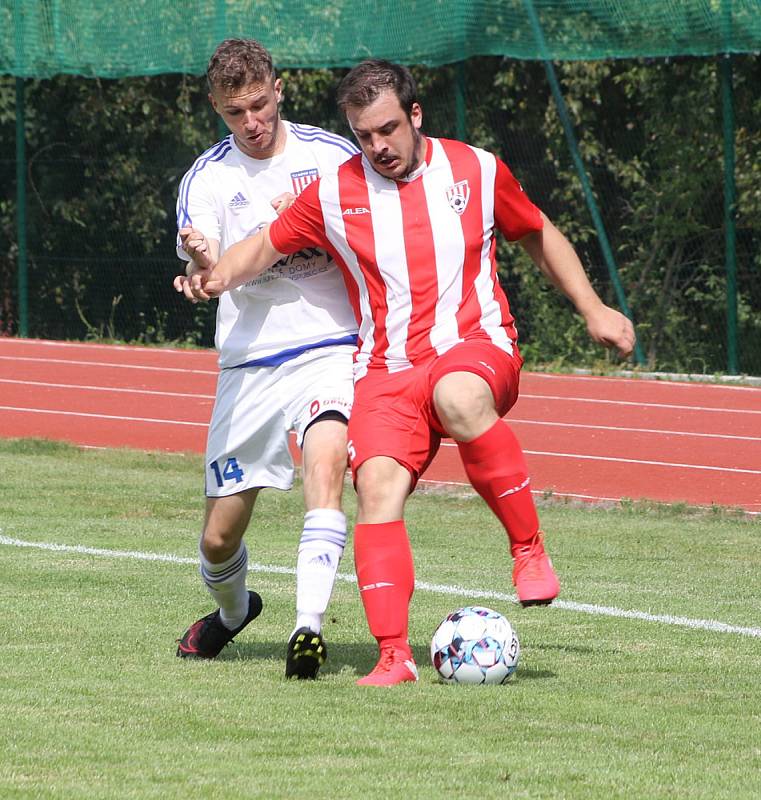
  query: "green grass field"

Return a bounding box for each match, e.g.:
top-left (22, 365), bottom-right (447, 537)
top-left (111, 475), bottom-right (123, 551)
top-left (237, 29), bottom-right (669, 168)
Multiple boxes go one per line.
top-left (1, 439), bottom-right (760, 799)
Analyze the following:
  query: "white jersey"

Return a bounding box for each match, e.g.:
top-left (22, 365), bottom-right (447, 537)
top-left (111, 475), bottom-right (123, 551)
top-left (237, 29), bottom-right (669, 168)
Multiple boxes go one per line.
top-left (176, 121), bottom-right (360, 369)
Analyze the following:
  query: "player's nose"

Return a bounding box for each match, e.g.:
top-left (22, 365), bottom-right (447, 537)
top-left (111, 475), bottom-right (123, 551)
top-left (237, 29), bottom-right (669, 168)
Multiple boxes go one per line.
top-left (370, 133), bottom-right (387, 154)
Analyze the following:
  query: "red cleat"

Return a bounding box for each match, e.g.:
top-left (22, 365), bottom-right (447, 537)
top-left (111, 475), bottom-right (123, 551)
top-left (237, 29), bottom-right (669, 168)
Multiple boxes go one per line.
top-left (356, 646), bottom-right (419, 686)
top-left (512, 531), bottom-right (560, 607)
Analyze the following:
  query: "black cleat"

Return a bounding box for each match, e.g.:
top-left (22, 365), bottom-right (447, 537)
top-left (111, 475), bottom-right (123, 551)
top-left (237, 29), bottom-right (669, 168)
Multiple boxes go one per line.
top-left (176, 591), bottom-right (263, 659)
top-left (285, 627), bottom-right (327, 679)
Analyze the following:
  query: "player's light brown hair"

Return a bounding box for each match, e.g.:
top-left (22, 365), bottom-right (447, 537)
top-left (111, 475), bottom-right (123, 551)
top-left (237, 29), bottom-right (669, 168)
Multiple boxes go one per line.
top-left (206, 38), bottom-right (275, 94)
top-left (337, 59), bottom-right (418, 118)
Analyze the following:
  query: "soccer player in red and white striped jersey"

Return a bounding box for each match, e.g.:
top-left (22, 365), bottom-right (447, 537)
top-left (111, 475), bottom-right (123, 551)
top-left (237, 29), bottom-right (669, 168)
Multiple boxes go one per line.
top-left (199, 60), bottom-right (636, 686)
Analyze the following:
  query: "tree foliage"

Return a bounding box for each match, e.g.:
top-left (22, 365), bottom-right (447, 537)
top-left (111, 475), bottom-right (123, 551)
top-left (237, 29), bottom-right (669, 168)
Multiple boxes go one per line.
top-left (2, 55), bottom-right (760, 374)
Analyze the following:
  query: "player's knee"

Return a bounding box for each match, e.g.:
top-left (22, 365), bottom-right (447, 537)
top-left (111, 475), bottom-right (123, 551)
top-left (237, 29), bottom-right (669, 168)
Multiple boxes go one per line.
top-left (200, 526), bottom-right (244, 563)
top-left (304, 447), bottom-right (348, 486)
top-left (303, 472), bottom-right (346, 512)
top-left (355, 458), bottom-right (410, 522)
top-left (433, 376), bottom-right (493, 432)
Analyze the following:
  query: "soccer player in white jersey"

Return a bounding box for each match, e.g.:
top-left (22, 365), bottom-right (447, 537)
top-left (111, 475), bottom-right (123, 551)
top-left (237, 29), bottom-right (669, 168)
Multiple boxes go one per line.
top-left (193, 60), bottom-right (637, 686)
top-left (172, 39), bottom-right (360, 679)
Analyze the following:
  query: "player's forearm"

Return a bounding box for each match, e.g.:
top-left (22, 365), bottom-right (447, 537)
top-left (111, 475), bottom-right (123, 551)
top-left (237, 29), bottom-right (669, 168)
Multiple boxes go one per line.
top-left (206, 226), bottom-right (283, 293)
top-left (520, 215), bottom-right (604, 319)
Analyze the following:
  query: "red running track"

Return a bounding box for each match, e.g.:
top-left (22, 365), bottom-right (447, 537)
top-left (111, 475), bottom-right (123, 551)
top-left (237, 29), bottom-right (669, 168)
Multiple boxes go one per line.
top-left (1, 338), bottom-right (760, 513)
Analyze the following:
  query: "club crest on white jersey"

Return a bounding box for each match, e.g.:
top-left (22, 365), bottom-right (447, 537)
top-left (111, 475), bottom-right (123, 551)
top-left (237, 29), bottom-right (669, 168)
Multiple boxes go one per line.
top-left (291, 168), bottom-right (319, 195)
top-left (446, 179), bottom-right (470, 215)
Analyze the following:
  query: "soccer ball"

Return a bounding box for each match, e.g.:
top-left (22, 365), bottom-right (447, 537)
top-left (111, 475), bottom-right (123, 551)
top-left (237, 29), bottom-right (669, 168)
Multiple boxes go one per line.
top-left (430, 606), bottom-right (520, 685)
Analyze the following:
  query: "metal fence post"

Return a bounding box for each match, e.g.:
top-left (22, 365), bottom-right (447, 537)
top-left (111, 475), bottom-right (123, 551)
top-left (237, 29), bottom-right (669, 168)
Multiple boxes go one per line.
top-left (720, 0), bottom-right (739, 375)
top-left (455, 61), bottom-right (467, 141)
top-left (14, 0), bottom-right (29, 337)
top-left (523, 0), bottom-right (645, 366)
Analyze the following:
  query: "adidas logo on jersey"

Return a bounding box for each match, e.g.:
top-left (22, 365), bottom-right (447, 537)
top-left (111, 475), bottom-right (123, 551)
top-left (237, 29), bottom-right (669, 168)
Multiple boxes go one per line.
top-left (342, 207), bottom-right (370, 216)
top-left (228, 191), bottom-right (249, 208)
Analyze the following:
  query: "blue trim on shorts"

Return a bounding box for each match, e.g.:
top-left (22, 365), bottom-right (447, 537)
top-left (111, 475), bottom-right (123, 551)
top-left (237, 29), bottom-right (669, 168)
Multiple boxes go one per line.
top-left (226, 334), bottom-right (358, 370)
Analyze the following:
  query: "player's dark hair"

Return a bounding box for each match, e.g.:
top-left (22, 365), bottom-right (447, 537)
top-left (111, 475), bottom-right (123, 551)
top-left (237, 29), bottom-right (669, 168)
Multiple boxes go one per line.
top-left (337, 60), bottom-right (418, 118)
top-left (206, 38), bottom-right (275, 93)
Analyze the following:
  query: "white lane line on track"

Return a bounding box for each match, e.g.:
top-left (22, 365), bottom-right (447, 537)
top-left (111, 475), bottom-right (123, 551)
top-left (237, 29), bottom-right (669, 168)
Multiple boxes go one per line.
top-left (438, 440), bottom-right (761, 475)
top-left (0, 339), bottom-right (213, 356)
top-left (2, 340), bottom-right (758, 391)
top-left (4, 364), bottom-right (759, 415)
top-left (528, 371), bottom-right (761, 392)
top-left (3, 359), bottom-right (758, 413)
top-left (1, 533), bottom-right (759, 639)
top-left (2, 383), bottom-right (758, 442)
top-left (521, 393), bottom-right (761, 415)
top-left (0, 378), bottom-right (215, 401)
top-left (520, 450), bottom-right (761, 475)
top-left (4, 406), bottom-right (759, 474)
top-left (510, 418), bottom-right (761, 443)
top-left (0, 406), bottom-right (207, 427)
top-left (0, 355), bottom-right (218, 376)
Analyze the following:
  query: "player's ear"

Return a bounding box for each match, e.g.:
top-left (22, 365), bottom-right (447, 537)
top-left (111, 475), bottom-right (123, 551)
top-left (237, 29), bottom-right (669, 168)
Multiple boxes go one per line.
top-left (410, 102), bottom-right (423, 131)
top-left (208, 92), bottom-right (219, 113)
top-left (274, 78), bottom-right (283, 104)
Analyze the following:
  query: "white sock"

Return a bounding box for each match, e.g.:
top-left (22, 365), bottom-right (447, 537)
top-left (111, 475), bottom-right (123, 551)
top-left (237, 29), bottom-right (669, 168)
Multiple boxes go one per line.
top-left (294, 509), bottom-right (347, 634)
top-left (199, 540), bottom-right (249, 631)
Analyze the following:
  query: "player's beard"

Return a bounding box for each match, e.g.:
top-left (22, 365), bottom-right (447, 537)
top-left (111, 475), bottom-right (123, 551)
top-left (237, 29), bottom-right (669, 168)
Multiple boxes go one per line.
top-left (399, 129), bottom-right (424, 180)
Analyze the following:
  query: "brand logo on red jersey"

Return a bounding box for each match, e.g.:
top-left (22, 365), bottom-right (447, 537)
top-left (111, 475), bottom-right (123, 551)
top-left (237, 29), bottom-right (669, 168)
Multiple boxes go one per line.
top-left (291, 168), bottom-right (319, 195)
top-left (446, 180), bottom-right (470, 215)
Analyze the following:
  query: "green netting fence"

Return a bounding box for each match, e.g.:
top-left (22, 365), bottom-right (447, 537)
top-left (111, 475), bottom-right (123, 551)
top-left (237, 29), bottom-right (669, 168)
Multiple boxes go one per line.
top-left (2, 1), bottom-right (761, 375)
top-left (5, 0), bottom-right (761, 74)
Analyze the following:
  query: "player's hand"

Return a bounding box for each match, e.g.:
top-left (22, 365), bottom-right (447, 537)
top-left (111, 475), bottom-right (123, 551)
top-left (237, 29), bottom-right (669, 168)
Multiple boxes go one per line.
top-left (271, 192), bottom-right (296, 215)
top-left (201, 277), bottom-right (227, 298)
top-left (173, 261), bottom-right (212, 304)
top-left (584, 304), bottom-right (636, 358)
top-left (179, 226), bottom-right (216, 271)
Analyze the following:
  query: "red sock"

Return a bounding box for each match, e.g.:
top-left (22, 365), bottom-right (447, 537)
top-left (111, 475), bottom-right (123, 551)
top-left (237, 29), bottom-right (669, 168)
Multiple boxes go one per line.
top-left (456, 419), bottom-right (539, 546)
top-left (353, 520), bottom-right (414, 654)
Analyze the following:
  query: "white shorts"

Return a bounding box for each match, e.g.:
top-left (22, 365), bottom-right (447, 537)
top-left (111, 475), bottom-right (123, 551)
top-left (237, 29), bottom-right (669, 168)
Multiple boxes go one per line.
top-left (204, 345), bottom-right (354, 497)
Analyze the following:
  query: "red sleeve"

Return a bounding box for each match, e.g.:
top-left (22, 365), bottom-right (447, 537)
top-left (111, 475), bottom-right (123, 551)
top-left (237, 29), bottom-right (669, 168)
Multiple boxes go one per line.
top-left (269, 179), bottom-right (329, 254)
top-left (493, 157), bottom-right (544, 241)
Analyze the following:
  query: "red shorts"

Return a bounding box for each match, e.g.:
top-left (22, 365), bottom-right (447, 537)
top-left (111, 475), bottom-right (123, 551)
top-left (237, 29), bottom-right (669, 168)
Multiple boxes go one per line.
top-left (347, 340), bottom-right (522, 486)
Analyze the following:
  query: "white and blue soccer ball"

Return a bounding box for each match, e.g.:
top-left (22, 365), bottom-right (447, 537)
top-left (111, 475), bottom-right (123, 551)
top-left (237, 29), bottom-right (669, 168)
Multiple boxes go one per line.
top-left (430, 606), bottom-right (520, 685)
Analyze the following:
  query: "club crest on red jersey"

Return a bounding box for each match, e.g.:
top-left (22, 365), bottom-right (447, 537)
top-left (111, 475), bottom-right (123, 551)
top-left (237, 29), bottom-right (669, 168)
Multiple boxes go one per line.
top-left (446, 180), bottom-right (470, 215)
top-left (291, 168), bottom-right (319, 195)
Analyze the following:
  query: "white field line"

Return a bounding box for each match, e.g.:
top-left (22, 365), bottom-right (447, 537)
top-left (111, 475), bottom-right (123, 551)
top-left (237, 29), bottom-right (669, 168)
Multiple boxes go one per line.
top-left (521, 393), bottom-right (761, 415)
top-left (1, 533), bottom-right (760, 639)
top-left (0, 378), bottom-right (215, 400)
top-left (0, 355), bottom-right (217, 376)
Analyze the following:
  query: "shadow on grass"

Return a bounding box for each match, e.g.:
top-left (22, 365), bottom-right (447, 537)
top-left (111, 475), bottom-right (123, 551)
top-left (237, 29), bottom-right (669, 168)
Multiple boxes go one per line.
top-left (215, 639), bottom-right (556, 682)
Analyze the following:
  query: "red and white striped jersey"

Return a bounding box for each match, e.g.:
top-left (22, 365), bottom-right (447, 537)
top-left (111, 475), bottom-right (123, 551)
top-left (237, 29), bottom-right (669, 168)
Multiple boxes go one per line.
top-left (269, 136), bottom-right (543, 380)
